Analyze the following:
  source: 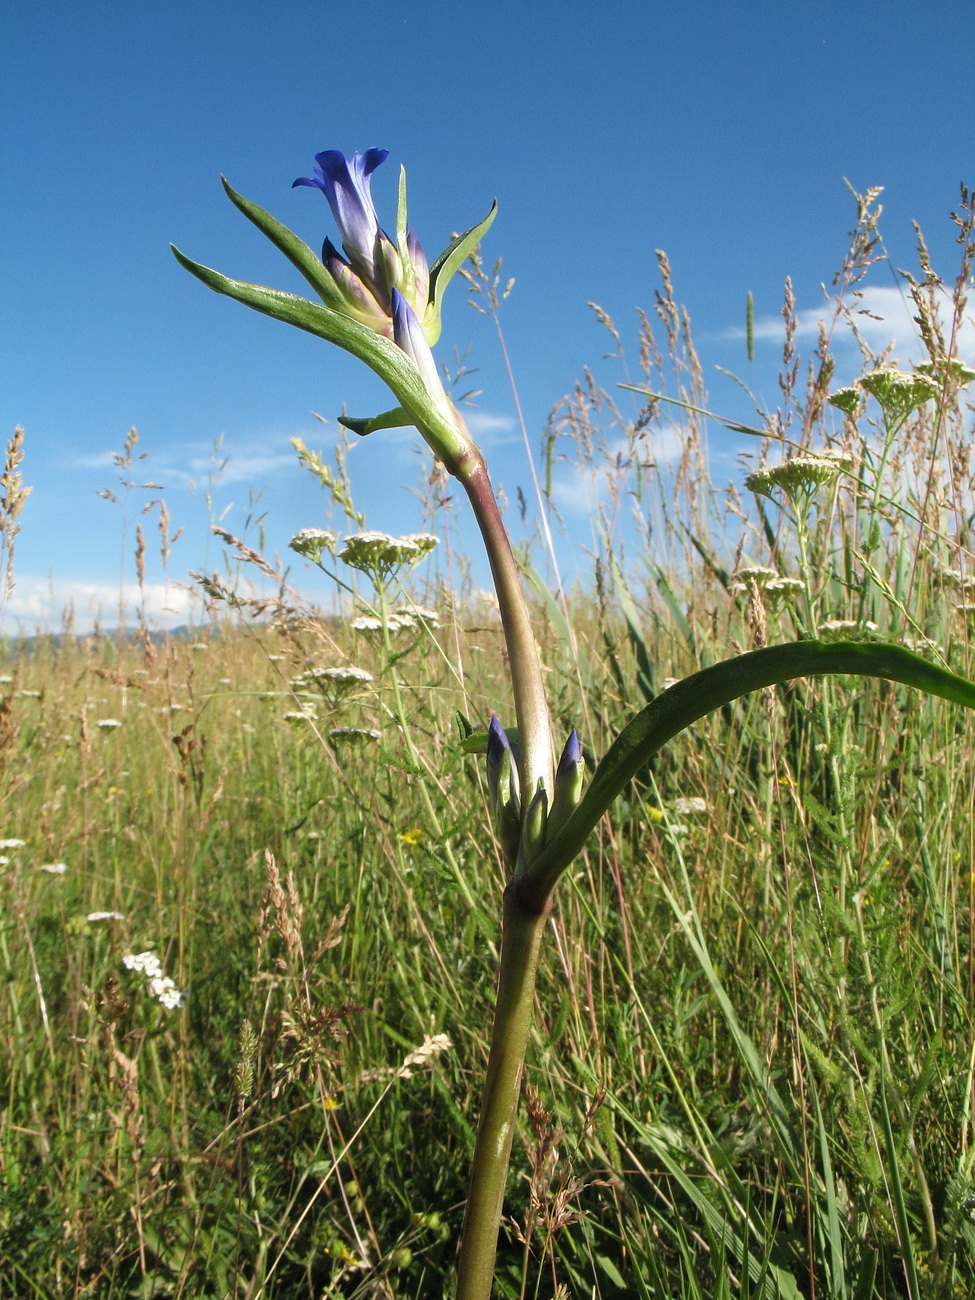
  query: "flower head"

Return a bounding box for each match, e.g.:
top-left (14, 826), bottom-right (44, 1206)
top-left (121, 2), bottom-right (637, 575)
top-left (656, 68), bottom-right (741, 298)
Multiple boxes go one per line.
top-left (177, 147), bottom-right (495, 478)
top-left (327, 726), bottom-right (382, 744)
top-left (828, 386), bottom-right (861, 416)
top-left (123, 951), bottom-right (187, 1010)
top-left (546, 729), bottom-right (586, 840)
top-left (293, 149), bottom-right (392, 292)
top-left (859, 367), bottom-right (939, 423)
top-left (819, 619), bottom-right (878, 640)
top-left (486, 716), bottom-right (518, 808)
top-left (337, 530), bottom-right (438, 583)
top-left (746, 455), bottom-right (849, 507)
top-left (293, 148), bottom-right (429, 337)
top-left (289, 527), bottom-right (337, 564)
top-left (486, 715), bottom-right (522, 866)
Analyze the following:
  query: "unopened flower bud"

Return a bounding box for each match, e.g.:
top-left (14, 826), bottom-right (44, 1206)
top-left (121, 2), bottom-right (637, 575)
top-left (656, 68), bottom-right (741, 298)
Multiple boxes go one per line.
top-left (486, 716), bottom-right (520, 809)
top-left (546, 729), bottom-right (585, 841)
top-left (486, 716), bottom-right (522, 866)
top-left (519, 779), bottom-right (549, 864)
top-left (391, 289), bottom-right (454, 420)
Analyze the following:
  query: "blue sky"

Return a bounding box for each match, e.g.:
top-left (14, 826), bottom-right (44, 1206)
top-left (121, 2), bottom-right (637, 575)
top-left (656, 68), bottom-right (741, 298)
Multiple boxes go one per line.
top-left (2, 0), bottom-right (973, 631)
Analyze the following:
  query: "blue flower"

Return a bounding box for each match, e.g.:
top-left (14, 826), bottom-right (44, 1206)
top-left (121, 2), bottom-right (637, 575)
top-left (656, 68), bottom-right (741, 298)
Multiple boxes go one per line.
top-left (486, 715), bottom-right (522, 866)
top-left (391, 289), bottom-right (451, 414)
top-left (546, 729), bottom-right (585, 840)
top-left (486, 715), bottom-right (516, 809)
top-left (293, 148), bottom-right (393, 293)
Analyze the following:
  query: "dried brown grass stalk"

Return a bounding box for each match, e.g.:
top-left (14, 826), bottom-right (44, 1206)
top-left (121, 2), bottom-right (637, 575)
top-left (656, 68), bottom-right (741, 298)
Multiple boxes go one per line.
top-left (0, 425), bottom-right (31, 598)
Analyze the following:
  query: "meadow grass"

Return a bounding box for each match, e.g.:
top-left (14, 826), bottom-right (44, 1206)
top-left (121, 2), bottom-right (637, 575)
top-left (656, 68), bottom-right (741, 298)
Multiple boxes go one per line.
top-left (2, 190), bottom-right (975, 1298)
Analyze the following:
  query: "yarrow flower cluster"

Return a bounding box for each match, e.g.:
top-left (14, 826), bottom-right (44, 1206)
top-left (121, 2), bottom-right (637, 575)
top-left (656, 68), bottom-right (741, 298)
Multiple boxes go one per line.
top-left (123, 951), bottom-right (187, 1011)
top-left (289, 527), bottom-right (337, 565)
top-left (745, 454), bottom-right (850, 505)
top-left (735, 565), bottom-right (779, 587)
top-left (327, 726), bottom-right (382, 745)
top-left (283, 706), bottom-right (318, 723)
top-left (292, 665), bottom-right (374, 695)
top-left (338, 531), bottom-right (439, 579)
top-left (818, 619), bottom-right (878, 641)
top-left (936, 568), bottom-right (975, 595)
top-left (830, 362), bottom-right (975, 426)
top-left (351, 606), bottom-right (440, 636)
top-left (731, 568), bottom-right (805, 605)
top-left (673, 796), bottom-right (709, 816)
top-left (858, 368), bottom-right (940, 422)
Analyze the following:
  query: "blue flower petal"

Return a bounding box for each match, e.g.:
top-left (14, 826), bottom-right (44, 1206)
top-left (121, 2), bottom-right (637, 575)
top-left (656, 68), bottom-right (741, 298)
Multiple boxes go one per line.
top-left (293, 149), bottom-right (389, 289)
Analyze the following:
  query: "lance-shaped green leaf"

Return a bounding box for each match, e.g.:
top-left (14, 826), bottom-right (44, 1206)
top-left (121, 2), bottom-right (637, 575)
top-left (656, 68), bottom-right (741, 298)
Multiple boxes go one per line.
top-left (220, 178), bottom-right (353, 316)
top-left (425, 202), bottom-right (497, 343)
top-left (170, 245), bottom-right (479, 476)
top-left (394, 165), bottom-right (418, 306)
top-left (339, 407), bottom-right (412, 437)
top-left (516, 639), bottom-right (975, 910)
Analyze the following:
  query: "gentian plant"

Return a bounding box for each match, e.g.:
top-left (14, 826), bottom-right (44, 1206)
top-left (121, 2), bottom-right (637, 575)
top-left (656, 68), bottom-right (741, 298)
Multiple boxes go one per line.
top-left (173, 149), bottom-right (975, 1299)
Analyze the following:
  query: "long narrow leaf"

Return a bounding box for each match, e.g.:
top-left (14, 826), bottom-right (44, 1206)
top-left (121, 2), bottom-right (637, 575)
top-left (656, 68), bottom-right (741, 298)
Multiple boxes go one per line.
top-left (220, 178), bottom-right (350, 313)
top-left (518, 639), bottom-right (975, 904)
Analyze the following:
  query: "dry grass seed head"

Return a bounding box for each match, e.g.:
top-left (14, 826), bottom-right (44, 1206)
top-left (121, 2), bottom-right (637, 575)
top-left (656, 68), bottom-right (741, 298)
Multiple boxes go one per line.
top-left (1, 426), bottom-right (32, 595)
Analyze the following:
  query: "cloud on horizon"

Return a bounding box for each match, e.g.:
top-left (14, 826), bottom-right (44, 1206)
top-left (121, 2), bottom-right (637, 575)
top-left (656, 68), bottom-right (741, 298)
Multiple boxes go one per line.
top-left (1, 575), bottom-right (202, 634)
top-left (739, 285), bottom-right (975, 367)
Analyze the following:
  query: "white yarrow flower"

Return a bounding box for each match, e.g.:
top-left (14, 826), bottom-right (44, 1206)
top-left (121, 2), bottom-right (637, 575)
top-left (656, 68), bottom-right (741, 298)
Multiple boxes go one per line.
top-left (123, 951), bottom-right (186, 1010)
top-left (124, 951), bottom-right (163, 978)
top-left (673, 797), bottom-right (709, 815)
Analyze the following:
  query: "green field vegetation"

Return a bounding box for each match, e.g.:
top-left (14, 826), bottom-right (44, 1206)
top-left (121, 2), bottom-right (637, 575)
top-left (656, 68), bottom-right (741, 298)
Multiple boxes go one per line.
top-left (2, 191), bottom-right (975, 1298)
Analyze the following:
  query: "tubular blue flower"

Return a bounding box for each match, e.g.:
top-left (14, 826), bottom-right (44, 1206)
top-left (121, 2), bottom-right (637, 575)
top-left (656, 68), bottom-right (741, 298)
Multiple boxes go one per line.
top-left (293, 148), bottom-right (391, 290)
top-left (486, 715), bottom-right (515, 808)
top-left (546, 729), bottom-right (585, 840)
top-left (293, 147), bottom-right (438, 335)
top-left (391, 289), bottom-right (452, 417)
top-left (486, 715), bottom-right (522, 867)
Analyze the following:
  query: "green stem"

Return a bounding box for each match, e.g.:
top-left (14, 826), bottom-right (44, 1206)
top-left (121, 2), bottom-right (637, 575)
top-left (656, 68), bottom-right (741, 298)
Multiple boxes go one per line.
top-left (450, 443), bottom-right (556, 1296)
top-left (459, 456), bottom-right (554, 802)
top-left (456, 885), bottom-right (550, 1300)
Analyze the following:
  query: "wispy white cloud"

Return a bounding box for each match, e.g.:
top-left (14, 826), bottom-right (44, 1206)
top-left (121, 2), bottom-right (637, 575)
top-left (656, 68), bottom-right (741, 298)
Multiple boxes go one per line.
top-left (741, 284), bottom-right (975, 366)
top-left (462, 410), bottom-right (518, 442)
top-left (67, 432), bottom-right (307, 487)
top-left (71, 449), bottom-right (119, 470)
top-left (548, 421), bottom-right (686, 515)
top-left (180, 452), bottom-right (298, 486)
top-left (0, 576), bottom-right (201, 634)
